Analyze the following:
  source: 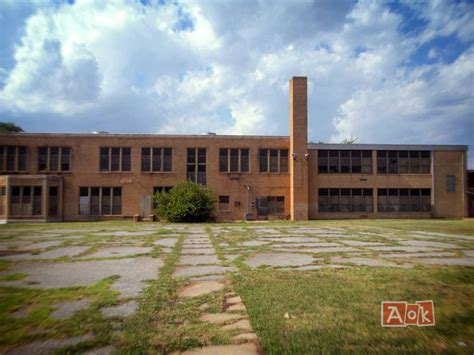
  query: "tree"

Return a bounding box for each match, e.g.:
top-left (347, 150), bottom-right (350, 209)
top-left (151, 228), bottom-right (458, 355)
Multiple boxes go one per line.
top-left (341, 136), bottom-right (358, 144)
top-left (154, 181), bottom-right (215, 222)
top-left (0, 122), bottom-right (23, 133)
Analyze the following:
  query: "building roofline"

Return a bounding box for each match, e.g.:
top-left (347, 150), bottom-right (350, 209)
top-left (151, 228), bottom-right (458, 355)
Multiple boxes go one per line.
top-left (308, 143), bottom-right (468, 151)
top-left (0, 132), bottom-right (290, 139)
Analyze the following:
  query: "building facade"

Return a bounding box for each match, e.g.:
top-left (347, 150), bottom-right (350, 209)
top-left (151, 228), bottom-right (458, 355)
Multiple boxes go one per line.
top-left (0, 77), bottom-right (469, 223)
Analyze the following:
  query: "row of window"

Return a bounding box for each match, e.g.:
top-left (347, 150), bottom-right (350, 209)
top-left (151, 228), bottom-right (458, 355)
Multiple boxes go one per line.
top-left (1, 146), bottom-right (434, 176)
top-left (318, 150), bottom-right (372, 174)
top-left (318, 188), bottom-right (432, 213)
top-left (79, 187), bottom-right (122, 215)
top-left (318, 150), bottom-right (432, 174)
top-left (9, 185), bottom-right (59, 217)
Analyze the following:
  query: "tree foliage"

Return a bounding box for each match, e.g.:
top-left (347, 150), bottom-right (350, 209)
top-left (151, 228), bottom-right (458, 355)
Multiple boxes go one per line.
top-left (154, 181), bottom-right (215, 222)
top-left (0, 122), bottom-right (24, 133)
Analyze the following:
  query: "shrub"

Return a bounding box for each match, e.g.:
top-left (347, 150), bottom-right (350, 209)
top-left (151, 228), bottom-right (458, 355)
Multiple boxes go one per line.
top-left (154, 181), bottom-right (215, 222)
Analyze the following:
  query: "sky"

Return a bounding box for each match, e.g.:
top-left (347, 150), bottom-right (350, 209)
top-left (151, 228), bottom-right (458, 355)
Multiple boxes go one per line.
top-left (0, 0), bottom-right (473, 167)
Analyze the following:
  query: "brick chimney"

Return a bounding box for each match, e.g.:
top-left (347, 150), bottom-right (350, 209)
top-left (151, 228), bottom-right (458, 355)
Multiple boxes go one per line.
top-left (289, 77), bottom-right (309, 220)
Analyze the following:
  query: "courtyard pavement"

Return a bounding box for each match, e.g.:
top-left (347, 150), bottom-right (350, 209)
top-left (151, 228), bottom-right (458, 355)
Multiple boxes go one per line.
top-left (0, 223), bottom-right (473, 354)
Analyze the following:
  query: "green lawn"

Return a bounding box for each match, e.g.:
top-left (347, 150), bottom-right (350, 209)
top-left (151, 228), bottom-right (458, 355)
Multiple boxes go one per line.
top-left (233, 267), bottom-right (474, 354)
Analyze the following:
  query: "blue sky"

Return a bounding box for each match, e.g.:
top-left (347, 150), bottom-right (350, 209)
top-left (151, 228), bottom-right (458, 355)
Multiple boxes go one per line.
top-left (0, 0), bottom-right (473, 166)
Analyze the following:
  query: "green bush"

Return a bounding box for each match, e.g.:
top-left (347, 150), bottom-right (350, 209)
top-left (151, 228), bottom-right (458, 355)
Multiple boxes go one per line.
top-left (154, 181), bottom-right (215, 222)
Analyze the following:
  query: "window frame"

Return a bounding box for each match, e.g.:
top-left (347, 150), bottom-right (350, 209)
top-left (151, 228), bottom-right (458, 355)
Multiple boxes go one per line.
top-left (37, 146), bottom-right (71, 172)
top-left (0, 146), bottom-right (28, 172)
top-left (99, 147), bottom-right (132, 173)
top-left (141, 147), bottom-right (173, 172)
top-left (78, 186), bottom-right (122, 216)
top-left (258, 149), bottom-right (289, 173)
top-left (218, 148), bottom-right (250, 173)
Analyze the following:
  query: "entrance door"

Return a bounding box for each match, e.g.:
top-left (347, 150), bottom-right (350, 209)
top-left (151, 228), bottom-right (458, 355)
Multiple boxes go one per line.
top-left (256, 196), bottom-right (269, 220)
top-left (140, 195), bottom-right (152, 218)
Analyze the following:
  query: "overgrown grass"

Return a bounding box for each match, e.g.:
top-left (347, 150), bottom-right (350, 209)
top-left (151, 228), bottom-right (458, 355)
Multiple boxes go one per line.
top-left (233, 266), bottom-right (474, 354)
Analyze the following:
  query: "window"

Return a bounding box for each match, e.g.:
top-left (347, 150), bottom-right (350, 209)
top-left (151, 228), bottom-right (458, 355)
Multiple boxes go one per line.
top-left (259, 149), bottom-right (289, 173)
top-left (377, 151), bottom-right (430, 174)
top-left (37, 147), bottom-right (71, 172)
top-left (141, 147), bottom-right (172, 172)
top-left (99, 147), bottom-right (131, 172)
top-left (0, 186), bottom-right (5, 216)
top-left (10, 186), bottom-right (42, 216)
top-left (267, 196), bottom-right (285, 214)
top-left (318, 150), bottom-right (372, 174)
top-left (446, 175), bottom-right (456, 192)
top-left (219, 148), bottom-right (250, 173)
top-left (0, 146), bottom-right (28, 172)
top-left (187, 148), bottom-right (206, 185)
top-left (79, 187), bottom-right (122, 215)
top-left (377, 188), bottom-right (431, 212)
top-left (318, 188), bottom-right (373, 212)
top-left (153, 186), bottom-right (172, 195)
top-left (219, 195), bottom-right (230, 211)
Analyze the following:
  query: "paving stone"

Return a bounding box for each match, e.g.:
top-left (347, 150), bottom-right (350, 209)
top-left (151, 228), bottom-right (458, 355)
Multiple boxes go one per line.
top-left (181, 248), bottom-right (215, 255)
top-left (463, 250), bottom-right (474, 257)
top-left (245, 253), bottom-right (313, 268)
top-left (23, 241), bottom-right (63, 250)
top-left (179, 254), bottom-right (219, 265)
top-left (5, 334), bottom-right (95, 355)
top-left (412, 231), bottom-right (474, 240)
top-left (153, 238), bottom-right (178, 247)
top-left (331, 257), bottom-right (410, 268)
top-left (173, 265), bottom-right (234, 278)
top-left (380, 252), bottom-right (457, 258)
top-left (178, 281), bottom-right (224, 297)
top-left (199, 312), bottom-right (243, 324)
top-left (227, 296), bottom-right (242, 304)
top-left (368, 246), bottom-right (440, 253)
top-left (273, 247), bottom-right (357, 254)
top-left (259, 237), bottom-right (321, 243)
top-left (227, 303), bottom-right (247, 312)
top-left (225, 254), bottom-right (239, 261)
top-left (179, 343), bottom-right (259, 355)
top-left (93, 231), bottom-right (157, 237)
top-left (271, 242), bottom-right (342, 248)
top-left (1, 257), bottom-right (162, 298)
top-left (81, 246), bottom-right (153, 258)
top-left (409, 258), bottom-right (474, 266)
top-left (233, 333), bottom-right (258, 341)
top-left (1, 246), bottom-right (89, 260)
top-left (221, 319), bottom-right (252, 331)
top-left (398, 240), bottom-right (461, 249)
top-left (84, 345), bottom-right (115, 355)
top-left (295, 264), bottom-right (346, 270)
top-left (51, 299), bottom-right (91, 319)
top-left (190, 274), bottom-right (226, 282)
top-left (101, 301), bottom-right (137, 317)
top-left (340, 240), bottom-right (387, 246)
top-left (240, 240), bottom-right (268, 247)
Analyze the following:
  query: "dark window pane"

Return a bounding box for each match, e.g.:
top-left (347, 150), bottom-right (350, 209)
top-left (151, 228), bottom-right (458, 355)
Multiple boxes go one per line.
top-left (18, 147), bottom-right (27, 171)
top-left (111, 148), bottom-right (120, 171)
top-left (198, 149), bottom-right (206, 164)
top-left (219, 148), bottom-right (228, 172)
top-left (61, 147), bottom-right (70, 171)
top-left (152, 148), bottom-right (161, 171)
top-left (280, 149), bottom-right (288, 172)
top-left (101, 187), bottom-right (111, 214)
top-left (230, 149), bottom-right (238, 172)
top-left (269, 149), bottom-right (278, 172)
top-left (100, 148), bottom-right (109, 171)
top-left (318, 150), bottom-right (328, 158)
top-left (141, 148), bottom-right (151, 172)
top-left (163, 148), bottom-right (172, 172)
top-left (187, 148), bottom-right (196, 164)
top-left (329, 150), bottom-right (339, 173)
top-left (259, 149), bottom-right (268, 172)
top-left (38, 147), bottom-right (48, 171)
top-left (112, 187), bottom-right (122, 215)
top-left (6, 146), bottom-right (15, 171)
top-left (50, 147), bottom-right (59, 171)
top-left (122, 148), bottom-right (131, 171)
top-left (241, 149), bottom-right (249, 172)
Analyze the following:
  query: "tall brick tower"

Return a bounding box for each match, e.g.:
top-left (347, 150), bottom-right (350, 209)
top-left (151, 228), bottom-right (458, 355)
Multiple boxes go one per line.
top-left (289, 77), bottom-right (309, 220)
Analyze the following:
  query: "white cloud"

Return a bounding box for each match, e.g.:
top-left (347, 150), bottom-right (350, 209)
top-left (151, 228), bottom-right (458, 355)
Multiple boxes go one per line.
top-left (0, 0), bottom-right (472, 167)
